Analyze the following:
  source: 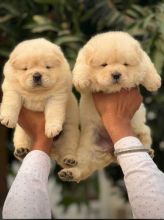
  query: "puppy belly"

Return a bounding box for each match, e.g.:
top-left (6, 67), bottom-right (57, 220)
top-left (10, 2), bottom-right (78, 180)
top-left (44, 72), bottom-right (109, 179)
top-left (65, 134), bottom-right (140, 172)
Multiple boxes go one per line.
top-left (23, 100), bottom-right (45, 112)
top-left (94, 126), bottom-right (114, 154)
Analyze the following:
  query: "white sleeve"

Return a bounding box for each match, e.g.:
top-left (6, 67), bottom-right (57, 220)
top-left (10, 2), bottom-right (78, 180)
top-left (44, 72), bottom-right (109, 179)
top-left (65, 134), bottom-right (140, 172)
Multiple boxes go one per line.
top-left (115, 136), bottom-right (164, 219)
top-left (2, 150), bottom-right (51, 219)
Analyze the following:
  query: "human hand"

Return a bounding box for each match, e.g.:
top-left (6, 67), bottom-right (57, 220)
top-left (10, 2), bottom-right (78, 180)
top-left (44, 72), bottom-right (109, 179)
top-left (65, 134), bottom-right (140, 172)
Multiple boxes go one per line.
top-left (18, 107), bottom-right (53, 155)
top-left (92, 88), bottom-right (143, 143)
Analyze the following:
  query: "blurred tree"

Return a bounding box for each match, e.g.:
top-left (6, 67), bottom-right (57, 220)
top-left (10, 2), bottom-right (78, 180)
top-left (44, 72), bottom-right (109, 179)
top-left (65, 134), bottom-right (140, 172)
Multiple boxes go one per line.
top-left (0, 91), bottom-right (8, 218)
top-left (0, 0), bottom-right (164, 213)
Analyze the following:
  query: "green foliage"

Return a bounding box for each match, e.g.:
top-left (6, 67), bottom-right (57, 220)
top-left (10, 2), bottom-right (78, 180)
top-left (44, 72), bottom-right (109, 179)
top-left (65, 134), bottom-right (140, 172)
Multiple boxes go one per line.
top-left (0, 0), bottom-right (164, 210)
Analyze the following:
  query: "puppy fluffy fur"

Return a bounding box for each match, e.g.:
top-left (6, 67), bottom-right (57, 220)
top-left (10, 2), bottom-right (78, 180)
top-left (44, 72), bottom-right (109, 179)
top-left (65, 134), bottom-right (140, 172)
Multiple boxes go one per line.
top-left (0, 38), bottom-right (79, 168)
top-left (58, 31), bottom-right (161, 182)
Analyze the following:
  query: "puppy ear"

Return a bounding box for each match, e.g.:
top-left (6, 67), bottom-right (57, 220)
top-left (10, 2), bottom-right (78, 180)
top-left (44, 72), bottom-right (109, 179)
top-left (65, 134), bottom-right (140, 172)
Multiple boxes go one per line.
top-left (141, 51), bottom-right (161, 92)
top-left (9, 52), bottom-right (18, 66)
top-left (52, 46), bottom-right (64, 65)
top-left (84, 45), bottom-right (95, 65)
top-left (73, 47), bottom-right (92, 92)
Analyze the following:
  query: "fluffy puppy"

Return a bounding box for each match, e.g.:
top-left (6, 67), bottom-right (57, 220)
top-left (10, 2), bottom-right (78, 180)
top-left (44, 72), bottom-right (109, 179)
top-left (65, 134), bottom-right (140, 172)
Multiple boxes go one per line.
top-left (0, 38), bottom-right (79, 168)
top-left (58, 31), bottom-right (161, 182)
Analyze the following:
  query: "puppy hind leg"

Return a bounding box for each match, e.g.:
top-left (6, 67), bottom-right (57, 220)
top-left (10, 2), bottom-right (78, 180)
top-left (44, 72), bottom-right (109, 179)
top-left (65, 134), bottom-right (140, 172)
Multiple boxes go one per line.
top-left (62, 124), bottom-right (80, 167)
top-left (58, 128), bottom-right (111, 182)
top-left (58, 147), bottom-right (110, 183)
top-left (58, 156), bottom-right (95, 183)
top-left (14, 124), bottom-right (32, 161)
top-left (58, 167), bottom-right (83, 183)
top-left (52, 123), bottom-right (80, 168)
top-left (131, 104), bottom-right (154, 157)
top-left (136, 125), bottom-right (154, 157)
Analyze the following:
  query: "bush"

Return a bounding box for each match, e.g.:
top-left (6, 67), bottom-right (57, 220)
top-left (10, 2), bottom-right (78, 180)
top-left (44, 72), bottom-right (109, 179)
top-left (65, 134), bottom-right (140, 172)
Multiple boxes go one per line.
top-left (0, 0), bottom-right (164, 209)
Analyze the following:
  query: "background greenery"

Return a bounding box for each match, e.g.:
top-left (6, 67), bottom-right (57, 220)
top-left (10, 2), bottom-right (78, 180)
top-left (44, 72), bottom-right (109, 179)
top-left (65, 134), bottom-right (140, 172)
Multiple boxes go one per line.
top-left (0, 0), bottom-right (164, 215)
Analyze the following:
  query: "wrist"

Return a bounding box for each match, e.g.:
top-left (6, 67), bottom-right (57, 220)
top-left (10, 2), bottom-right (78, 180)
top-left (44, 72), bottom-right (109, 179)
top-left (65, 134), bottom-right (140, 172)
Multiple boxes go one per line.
top-left (102, 114), bottom-right (135, 144)
top-left (32, 137), bottom-right (53, 155)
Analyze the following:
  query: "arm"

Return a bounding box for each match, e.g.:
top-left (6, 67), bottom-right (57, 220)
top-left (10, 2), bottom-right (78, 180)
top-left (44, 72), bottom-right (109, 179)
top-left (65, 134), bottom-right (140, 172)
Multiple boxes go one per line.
top-left (3, 108), bottom-right (53, 219)
top-left (93, 88), bottom-right (164, 219)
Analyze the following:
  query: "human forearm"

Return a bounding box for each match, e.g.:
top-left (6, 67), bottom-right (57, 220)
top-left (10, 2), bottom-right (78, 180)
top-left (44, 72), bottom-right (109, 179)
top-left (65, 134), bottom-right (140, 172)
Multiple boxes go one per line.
top-left (102, 114), bottom-right (164, 218)
top-left (3, 150), bottom-right (51, 219)
top-left (114, 137), bottom-right (164, 219)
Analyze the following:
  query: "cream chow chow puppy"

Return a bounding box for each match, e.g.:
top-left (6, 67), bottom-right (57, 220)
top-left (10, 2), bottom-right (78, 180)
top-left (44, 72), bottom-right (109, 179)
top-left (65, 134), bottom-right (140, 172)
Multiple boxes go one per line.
top-left (58, 31), bottom-right (161, 182)
top-left (0, 38), bottom-right (79, 168)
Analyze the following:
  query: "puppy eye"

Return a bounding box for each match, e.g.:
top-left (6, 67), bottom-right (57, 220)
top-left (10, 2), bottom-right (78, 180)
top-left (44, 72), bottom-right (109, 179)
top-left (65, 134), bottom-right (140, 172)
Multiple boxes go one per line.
top-left (22, 67), bottom-right (28, 71)
top-left (101, 63), bottom-right (108, 67)
top-left (46, 65), bottom-right (52, 69)
top-left (124, 63), bottom-right (129, 66)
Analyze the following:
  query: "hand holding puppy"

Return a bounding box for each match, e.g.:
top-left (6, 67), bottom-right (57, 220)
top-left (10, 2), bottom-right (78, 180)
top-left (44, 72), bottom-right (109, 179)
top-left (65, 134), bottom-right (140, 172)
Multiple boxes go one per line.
top-left (18, 107), bottom-right (53, 155)
top-left (92, 88), bottom-right (143, 143)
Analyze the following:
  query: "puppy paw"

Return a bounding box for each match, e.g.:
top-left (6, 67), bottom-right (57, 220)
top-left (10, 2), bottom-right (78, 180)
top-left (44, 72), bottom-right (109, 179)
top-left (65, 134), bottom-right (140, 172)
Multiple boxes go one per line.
top-left (73, 78), bottom-right (90, 91)
top-left (63, 156), bottom-right (78, 167)
top-left (45, 124), bottom-right (63, 138)
top-left (0, 114), bottom-right (17, 128)
top-left (14, 148), bottom-right (30, 160)
top-left (58, 168), bottom-right (81, 182)
top-left (146, 76), bottom-right (161, 92)
top-left (58, 169), bottom-right (74, 182)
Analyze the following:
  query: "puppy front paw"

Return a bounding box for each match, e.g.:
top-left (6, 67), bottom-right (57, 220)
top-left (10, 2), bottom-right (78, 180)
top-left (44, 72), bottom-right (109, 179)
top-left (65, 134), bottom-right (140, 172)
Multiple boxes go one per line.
top-left (0, 114), bottom-right (17, 128)
top-left (146, 75), bottom-right (161, 92)
top-left (73, 78), bottom-right (90, 92)
top-left (45, 124), bottom-right (63, 138)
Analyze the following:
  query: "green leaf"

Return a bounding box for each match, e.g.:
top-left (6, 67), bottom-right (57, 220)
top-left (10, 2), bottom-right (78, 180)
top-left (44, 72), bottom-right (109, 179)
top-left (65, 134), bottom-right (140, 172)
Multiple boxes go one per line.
top-left (33, 15), bottom-right (52, 25)
top-left (131, 5), bottom-right (145, 16)
top-left (0, 3), bottom-right (20, 16)
top-left (126, 9), bottom-right (139, 19)
top-left (54, 35), bottom-right (83, 45)
top-left (29, 24), bottom-right (58, 33)
top-left (33, 0), bottom-right (55, 4)
top-left (0, 48), bottom-right (10, 57)
top-left (0, 14), bottom-right (13, 23)
top-left (153, 49), bottom-right (164, 74)
top-left (143, 14), bottom-right (154, 29)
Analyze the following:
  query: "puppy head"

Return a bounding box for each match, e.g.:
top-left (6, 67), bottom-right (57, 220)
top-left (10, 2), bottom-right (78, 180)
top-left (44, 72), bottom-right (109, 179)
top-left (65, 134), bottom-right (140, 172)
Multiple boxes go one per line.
top-left (4, 38), bottom-right (70, 91)
top-left (73, 31), bottom-right (160, 93)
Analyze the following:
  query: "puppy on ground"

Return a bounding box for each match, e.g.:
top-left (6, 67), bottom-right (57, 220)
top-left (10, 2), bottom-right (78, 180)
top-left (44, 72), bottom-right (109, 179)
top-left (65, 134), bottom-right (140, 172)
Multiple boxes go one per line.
top-left (0, 38), bottom-right (79, 168)
top-left (58, 31), bottom-right (161, 182)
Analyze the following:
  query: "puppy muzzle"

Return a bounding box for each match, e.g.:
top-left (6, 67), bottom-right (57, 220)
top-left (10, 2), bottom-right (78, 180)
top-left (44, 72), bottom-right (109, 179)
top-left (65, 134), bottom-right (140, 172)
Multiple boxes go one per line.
top-left (33, 72), bottom-right (42, 86)
top-left (111, 71), bottom-right (121, 83)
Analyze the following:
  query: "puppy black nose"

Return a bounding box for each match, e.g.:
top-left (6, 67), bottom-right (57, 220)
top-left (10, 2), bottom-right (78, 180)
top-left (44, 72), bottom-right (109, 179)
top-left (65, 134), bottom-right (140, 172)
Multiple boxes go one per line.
top-left (33, 72), bottom-right (42, 82)
top-left (112, 72), bottom-right (121, 80)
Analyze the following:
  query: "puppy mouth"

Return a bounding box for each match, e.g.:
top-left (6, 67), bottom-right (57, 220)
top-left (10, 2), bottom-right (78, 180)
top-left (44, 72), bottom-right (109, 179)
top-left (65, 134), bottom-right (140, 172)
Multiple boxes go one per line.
top-left (112, 79), bottom-right (120, 84)
top-left (33, 81), bottom-right (42, 87)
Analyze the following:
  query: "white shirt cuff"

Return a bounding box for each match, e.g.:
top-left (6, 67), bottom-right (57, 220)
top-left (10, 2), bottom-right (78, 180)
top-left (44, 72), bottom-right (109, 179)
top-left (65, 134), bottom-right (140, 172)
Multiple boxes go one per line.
top-left (114, 136), bottom-right (143, 150)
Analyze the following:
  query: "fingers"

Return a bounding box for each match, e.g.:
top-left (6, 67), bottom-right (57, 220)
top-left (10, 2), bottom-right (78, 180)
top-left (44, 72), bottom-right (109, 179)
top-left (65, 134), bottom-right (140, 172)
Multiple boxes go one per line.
top-left (92, 92), bottom-right (104, 105)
